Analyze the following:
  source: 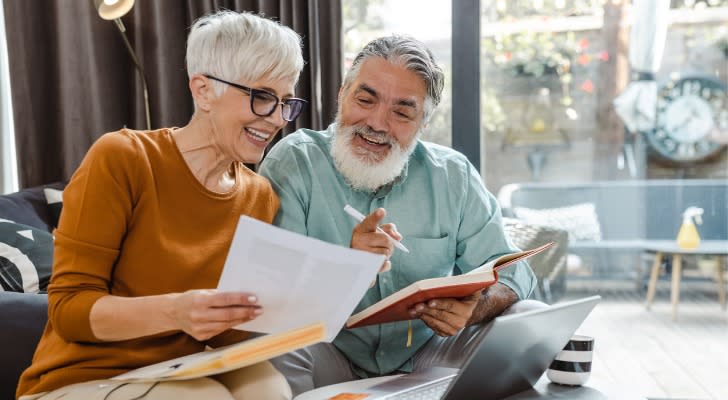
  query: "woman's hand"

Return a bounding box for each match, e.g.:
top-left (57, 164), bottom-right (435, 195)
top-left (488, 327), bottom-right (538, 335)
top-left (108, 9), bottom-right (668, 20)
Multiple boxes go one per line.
top-left (170, 289), bottom-right (262, 341)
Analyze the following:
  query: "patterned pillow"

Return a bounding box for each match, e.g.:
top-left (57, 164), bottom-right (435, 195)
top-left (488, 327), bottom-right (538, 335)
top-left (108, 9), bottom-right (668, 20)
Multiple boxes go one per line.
top-left (43, 187), bottom-right (63, 228)
top-left (0, 219), bottom-right (53, 293)
top-left (513, 203), bottom-right (602, 243)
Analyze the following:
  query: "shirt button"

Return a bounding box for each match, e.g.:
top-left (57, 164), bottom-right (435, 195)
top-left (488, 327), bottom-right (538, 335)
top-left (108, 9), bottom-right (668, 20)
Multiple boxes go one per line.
top-left (382, 278), bottom-right (388, 283)
top-left (379, 351), bottom-right (385, 356)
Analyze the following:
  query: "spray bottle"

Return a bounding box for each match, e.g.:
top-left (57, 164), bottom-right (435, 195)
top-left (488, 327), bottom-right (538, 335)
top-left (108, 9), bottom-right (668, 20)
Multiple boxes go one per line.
top-left (676, 207), bottom-right (703, 249)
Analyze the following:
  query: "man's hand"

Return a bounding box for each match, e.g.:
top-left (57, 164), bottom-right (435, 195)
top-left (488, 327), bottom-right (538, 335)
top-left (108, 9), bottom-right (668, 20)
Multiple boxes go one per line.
top-left (350, 208), bottom-right (402, 275)
top-left (410, 283), bottom-right (518, 337)
top-left (409, 290), bottom-right (483, 336)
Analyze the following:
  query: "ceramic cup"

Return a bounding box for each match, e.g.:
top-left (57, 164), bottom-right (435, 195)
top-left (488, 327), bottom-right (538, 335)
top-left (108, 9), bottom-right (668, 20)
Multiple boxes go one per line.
top-left (547, 334), bottom-right (594, 386)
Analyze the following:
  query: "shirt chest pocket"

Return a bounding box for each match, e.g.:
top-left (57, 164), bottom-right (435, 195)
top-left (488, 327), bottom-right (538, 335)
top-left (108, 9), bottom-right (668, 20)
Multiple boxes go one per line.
top-left (393, 234), bottom-right (454, 285)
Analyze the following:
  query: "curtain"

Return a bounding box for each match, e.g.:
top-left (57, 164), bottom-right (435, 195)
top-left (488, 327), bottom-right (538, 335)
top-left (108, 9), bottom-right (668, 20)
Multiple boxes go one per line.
top-left (3, 0), bottom-right (342, 188)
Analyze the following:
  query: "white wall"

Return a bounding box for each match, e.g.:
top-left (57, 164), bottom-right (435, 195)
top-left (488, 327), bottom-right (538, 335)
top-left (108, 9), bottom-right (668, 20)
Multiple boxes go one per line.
top-left (0, 0), bottom-right (18, 194)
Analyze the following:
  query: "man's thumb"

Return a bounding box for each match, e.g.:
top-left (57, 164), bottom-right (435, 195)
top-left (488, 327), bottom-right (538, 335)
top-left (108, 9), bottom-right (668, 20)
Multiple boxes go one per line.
top-left (357, 208), bottom-right (386, 232)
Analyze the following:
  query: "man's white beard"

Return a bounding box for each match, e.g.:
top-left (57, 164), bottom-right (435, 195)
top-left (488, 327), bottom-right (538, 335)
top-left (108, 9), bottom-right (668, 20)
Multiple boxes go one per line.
top-left (330, 122), bottom-right (419, 192)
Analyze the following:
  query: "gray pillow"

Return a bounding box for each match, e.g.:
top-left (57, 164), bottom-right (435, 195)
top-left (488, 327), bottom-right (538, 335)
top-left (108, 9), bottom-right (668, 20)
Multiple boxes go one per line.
top-left (513, 203), bottom-right (602, 243)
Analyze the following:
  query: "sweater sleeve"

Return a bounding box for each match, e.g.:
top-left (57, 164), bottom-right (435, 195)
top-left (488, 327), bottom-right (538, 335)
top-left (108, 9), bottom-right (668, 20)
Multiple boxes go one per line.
top-left (48, 131), bottom-right (141, 342)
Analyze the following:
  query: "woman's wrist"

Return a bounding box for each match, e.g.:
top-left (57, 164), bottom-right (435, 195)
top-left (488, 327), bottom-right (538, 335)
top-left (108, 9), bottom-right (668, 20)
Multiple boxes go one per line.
top-left (160, 292), bottom-right (182, 332)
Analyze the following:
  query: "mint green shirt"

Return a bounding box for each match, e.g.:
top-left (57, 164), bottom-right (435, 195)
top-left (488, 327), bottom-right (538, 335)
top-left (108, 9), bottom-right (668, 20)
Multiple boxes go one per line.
top-left (259, 126), bottom-right (536, 376)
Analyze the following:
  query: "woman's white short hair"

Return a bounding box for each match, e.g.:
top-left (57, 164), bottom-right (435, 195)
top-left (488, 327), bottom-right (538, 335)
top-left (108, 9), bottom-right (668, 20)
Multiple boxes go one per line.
top-left (186, 11), bottom-right (304, 97)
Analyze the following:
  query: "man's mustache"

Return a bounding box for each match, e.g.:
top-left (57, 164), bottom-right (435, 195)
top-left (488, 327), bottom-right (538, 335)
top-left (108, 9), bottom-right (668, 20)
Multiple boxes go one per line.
top-left (350, 126), bottom-right (393, 146)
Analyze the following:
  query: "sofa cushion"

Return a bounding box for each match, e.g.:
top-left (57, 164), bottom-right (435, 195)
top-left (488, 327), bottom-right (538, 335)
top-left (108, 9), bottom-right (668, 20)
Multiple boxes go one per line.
top-left (0, 220), bottom-right (53, 293)
top-left (0, 182), bottom-right (66, 231)
top-left (513, 203), bottom-right (602, 243)
top-left (0, 292), bottom-right (47, 400)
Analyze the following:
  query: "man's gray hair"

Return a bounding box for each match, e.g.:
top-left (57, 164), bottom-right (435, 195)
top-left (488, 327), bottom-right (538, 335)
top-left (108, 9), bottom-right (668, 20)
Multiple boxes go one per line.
top-left (343, 35), bottom-right (444, 122)
top-left (186, 11), bottom-right (304, 98)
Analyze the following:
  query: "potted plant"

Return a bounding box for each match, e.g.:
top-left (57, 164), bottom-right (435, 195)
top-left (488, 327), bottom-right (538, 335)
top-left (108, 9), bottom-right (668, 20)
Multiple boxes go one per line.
top-left (484, 31), bottom-right (594, 107)
top-left (484, 31), bottom-right (580, 78)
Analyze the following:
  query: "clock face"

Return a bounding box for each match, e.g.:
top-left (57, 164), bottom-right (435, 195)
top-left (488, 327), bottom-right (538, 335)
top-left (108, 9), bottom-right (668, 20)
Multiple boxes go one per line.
top-left (663, 95), bottom-right (714, 143)
top-left (648, 76), bottom-right (727, 163)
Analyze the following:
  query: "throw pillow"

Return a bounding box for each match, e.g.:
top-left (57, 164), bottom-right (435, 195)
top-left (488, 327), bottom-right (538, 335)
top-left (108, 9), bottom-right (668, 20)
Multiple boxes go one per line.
top-left (512, 203), bottom-right (602, 243)
top-left (43, 187), bottom-right (63, 228)
top-left (0, 220), bottom-right (53, 293)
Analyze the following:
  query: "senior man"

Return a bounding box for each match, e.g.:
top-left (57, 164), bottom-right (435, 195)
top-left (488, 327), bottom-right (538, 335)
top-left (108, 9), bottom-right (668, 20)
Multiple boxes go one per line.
top-left (260, 35), bottom-right (540, 396)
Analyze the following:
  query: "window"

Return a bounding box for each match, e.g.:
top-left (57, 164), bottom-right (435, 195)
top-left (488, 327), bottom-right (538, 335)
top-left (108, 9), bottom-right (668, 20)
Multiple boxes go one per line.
top-left (481, 1), bottom-right (728, 190)
top-left (0, 0), bottom-right (18, 194)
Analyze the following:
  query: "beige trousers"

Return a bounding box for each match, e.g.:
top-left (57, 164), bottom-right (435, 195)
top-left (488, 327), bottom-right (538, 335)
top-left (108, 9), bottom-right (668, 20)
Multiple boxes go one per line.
top-left (19, 361), bottom-right (291, 400)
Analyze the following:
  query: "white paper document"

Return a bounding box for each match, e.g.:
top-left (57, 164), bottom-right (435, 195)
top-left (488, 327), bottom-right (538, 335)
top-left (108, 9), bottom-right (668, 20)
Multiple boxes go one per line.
top-left (217, 216), bottom-right (385, 342)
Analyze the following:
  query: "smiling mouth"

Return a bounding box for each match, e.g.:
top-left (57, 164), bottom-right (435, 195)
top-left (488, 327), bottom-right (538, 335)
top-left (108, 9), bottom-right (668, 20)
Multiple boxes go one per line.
top-left (246, 127), bottom-right (271, 142)
top-left (356, 131), bottom-right (390, 147)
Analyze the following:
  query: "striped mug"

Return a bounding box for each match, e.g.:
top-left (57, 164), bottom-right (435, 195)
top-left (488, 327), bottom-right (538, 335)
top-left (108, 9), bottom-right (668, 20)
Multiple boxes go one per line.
top-left (547, 334), bottom-right (594, 386)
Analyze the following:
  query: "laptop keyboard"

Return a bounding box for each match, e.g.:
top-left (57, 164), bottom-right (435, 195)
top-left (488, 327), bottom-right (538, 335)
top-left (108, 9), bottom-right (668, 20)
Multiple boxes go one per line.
top-left (389, 377), bottom-right (453, 400)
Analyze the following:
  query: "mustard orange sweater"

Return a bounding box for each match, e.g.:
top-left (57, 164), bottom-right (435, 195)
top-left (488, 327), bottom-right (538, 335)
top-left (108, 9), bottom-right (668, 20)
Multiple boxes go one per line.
top-left (17, 129), bottom-right (279, 397)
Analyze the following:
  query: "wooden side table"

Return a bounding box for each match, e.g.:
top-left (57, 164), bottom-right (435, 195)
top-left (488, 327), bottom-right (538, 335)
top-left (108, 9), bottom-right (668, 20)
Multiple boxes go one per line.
top-left (644, 240), bottom-right (728, 321)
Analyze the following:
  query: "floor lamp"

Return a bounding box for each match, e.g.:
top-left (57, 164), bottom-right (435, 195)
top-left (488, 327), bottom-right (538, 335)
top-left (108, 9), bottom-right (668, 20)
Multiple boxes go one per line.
top-left (94, 0), bottom-right (151, 130)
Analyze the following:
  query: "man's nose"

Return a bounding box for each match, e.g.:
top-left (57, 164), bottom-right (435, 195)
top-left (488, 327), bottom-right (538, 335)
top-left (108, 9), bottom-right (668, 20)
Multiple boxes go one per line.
top-left (365, 104), bottom-right (389, 133)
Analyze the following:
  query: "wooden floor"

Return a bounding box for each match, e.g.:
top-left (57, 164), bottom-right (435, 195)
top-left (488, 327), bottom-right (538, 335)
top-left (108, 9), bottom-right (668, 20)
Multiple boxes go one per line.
top-left (562, 278), bottom-right (728, 400)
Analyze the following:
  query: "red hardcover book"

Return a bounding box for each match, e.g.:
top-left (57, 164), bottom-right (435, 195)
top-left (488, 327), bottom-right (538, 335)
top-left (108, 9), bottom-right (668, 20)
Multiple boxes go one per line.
top-left (345, 242), bottom-right (554, 329)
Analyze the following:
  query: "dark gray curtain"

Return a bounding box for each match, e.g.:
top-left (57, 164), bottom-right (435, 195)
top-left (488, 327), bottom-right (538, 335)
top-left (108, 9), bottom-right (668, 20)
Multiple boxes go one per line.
top-left (3, 0), bottom-right (341, 188)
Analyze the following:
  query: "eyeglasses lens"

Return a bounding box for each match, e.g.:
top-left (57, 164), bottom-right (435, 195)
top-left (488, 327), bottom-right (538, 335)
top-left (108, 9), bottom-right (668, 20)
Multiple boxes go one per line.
top-left (251, 91), bottom-right (278, 117)
top-left (282, 100), bottom-right (304, 122)
top-left (249, 89), bottom-right (304, 122)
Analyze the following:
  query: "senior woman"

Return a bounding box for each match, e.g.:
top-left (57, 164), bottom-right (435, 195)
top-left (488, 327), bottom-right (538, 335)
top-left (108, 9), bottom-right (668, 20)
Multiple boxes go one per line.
top-left (16, 11), bottom-right (305, 400)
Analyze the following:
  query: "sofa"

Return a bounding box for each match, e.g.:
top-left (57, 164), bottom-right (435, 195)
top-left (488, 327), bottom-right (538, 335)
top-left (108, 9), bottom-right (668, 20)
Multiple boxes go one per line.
top-left (497, 179), bottom-right (728, 279)
top-left (0, 182), bottom-right (65, 400)
top-left (0, 182), bottom-right (567, 399)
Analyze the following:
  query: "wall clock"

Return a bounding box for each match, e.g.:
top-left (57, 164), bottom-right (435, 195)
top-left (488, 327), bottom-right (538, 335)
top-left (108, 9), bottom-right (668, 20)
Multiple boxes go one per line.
top-left (646, 75), bottom-right (727, 164)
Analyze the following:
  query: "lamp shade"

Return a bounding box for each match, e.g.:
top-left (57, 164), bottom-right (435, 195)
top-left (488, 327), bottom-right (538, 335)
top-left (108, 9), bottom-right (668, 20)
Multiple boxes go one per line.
top-left (94, 0), bottom-right (135, 20)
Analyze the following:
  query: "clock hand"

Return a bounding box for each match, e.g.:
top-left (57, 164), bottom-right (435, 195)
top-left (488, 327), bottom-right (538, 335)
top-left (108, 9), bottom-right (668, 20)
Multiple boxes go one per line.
top-left (672, 114), bottom-right (693, 132)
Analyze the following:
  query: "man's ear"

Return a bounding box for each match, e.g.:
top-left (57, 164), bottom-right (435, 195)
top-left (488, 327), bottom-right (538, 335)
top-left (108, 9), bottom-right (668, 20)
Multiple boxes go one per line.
top-left (337, 86), bottom-right (345, 104)
top-left (189, 74), bottom-right (213, 111)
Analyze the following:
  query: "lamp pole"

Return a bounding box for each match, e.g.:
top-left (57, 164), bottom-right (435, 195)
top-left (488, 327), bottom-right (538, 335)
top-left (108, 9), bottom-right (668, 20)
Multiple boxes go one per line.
top-left (113, 18), bottom-right (151, 130)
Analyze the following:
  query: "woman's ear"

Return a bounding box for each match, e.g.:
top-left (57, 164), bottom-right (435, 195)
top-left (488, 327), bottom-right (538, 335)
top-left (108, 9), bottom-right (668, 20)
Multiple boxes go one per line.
top-left (189, 74), bottom-right (213, 112)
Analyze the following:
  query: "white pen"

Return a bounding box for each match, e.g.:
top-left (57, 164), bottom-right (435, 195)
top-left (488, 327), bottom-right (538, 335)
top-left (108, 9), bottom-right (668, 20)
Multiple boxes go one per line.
top-left (344, 204), bottom-right (410, 253)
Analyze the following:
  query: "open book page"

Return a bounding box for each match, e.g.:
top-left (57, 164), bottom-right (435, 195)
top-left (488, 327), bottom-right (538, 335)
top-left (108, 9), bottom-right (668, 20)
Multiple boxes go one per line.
top-left (468, 242), bottom-right (555, 274)
top-left (112, 323), bottom-right (325, 382)
top-left (346, 242), bottom-right (554, 328)
top-left (217, 216), bottom-right (385, 342)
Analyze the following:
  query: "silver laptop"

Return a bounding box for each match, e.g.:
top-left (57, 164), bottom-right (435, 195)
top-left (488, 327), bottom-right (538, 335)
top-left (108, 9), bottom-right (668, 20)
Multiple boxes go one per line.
top-left (360, 296), bottom-right (601, 400)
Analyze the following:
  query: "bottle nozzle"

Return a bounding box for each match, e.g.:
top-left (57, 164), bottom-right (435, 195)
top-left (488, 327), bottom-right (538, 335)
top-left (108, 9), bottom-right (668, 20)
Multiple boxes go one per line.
top-left (682, 207), bottom-right (704, 225)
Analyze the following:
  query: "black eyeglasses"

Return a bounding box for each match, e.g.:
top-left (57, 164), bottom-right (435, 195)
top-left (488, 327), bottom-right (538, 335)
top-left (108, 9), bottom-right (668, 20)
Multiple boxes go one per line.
top-left (204, 75), bottom-right (307, 122)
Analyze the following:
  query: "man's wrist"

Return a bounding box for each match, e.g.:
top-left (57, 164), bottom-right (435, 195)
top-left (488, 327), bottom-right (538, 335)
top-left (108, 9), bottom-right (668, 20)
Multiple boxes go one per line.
top-left (467, 284), bottom-right (517, 326)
